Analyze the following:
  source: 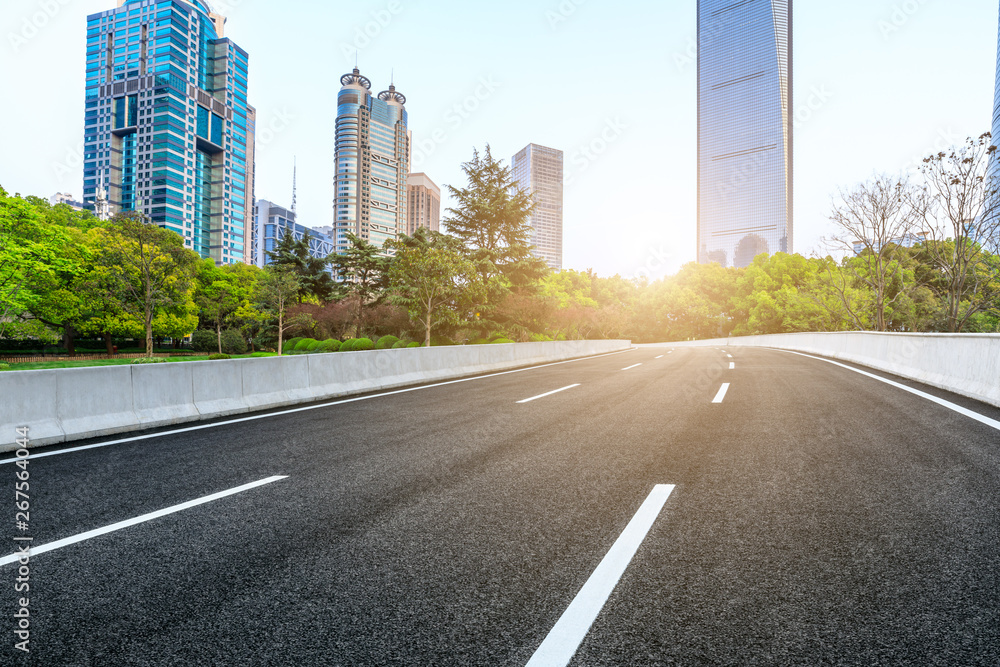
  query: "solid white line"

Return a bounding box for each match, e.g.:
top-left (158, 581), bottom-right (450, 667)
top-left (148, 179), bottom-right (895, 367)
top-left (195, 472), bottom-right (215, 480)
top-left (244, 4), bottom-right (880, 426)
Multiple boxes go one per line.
top-left (525, 484), bottom-right (675, 667)
top-left (773, 349), bottom-right (1000, 432)
top-left (712, 383), bottom-right (731, 403)
top-left (622, 364), bottom-right (642, 371)
top-left (0, 476), bottom-right (287, 567)
top-left (729, 362), bottom-right (735, 370)
top-left (1, 349), bottom-right (634, 466)
top-left (517, 385), bottom-right (581, 404)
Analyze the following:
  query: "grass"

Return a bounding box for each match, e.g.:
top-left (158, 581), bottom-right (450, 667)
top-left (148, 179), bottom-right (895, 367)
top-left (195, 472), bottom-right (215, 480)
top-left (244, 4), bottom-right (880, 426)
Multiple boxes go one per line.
top-left (0, 352), bottom-right (277, 372)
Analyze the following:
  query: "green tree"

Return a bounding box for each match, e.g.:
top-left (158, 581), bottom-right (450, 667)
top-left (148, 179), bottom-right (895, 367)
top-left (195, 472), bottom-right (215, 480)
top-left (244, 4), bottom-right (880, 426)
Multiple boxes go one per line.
top-left (256, 265), bottom-right (309, 356)
top-left (387, 229), bottom-right (481, 347)
top-left (267, 229), bottom-right (336, 302)
top-left (194, 259), bottom-right (260, 354)
top-left (94, 212), bottom-right (199, 357)
top-left (331, 232), bottom-right (389, 339)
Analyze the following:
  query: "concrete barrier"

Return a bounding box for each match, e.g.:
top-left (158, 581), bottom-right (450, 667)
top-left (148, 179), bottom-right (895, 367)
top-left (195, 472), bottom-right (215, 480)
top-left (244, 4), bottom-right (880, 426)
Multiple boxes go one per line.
top-left (645, 332), bottom-right (1000, 408)
top-left (0, 340), bottom-right (631, 451)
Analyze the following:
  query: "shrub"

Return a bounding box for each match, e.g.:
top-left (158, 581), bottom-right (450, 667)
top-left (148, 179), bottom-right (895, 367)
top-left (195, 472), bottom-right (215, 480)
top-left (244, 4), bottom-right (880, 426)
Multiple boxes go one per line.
top-left (284, 337), bottom-right (304, 352)
top-left (430, 335), bottom-right (456, 347)
top-left (530, 333), bottom-right (553, 342)
top-left (490, 338), bottom-right (515, 345)
top-left (220, 329), bottom-right (248, 355)
top-left (376, 335), bottom-right (400, 350)
top-left (290, 338), bottom-right (318, 354)
top-left (131, 357), bottom-right (166, 365)
top-left (352, 337), bottom-right (374, 351)
top-left (340, 339), bottom-right (355, 352)
top-left (407, 342), bottom-right (422, 348)
top-left (392, 340), bottom-right (409, 349)
top-left (190, 329), bottom-right (217, 353)
top-left (316, 339), bottom-right (341, 353)
top-left (304, 339), bottom-right (322, 352)
top-left (208, 353), bottom-right (231, 361)
top-left (0, 363), bottom-right (9, 371)
top-left (468, 337), bottom-right (490, 346)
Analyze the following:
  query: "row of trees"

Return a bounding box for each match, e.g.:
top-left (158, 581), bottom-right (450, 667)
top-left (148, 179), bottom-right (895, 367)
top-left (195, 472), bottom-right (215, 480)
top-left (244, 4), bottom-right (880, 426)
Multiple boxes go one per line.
top-left (2, 138), bottom-right (999, 357)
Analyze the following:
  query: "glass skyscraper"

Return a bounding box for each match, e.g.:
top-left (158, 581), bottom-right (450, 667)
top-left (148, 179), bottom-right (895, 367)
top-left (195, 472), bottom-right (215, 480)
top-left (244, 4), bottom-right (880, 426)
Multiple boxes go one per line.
top-left (83, 0), bottom-right (254, 265)
top-left (697, 0), bottom-right (793, 268)
top-left (334, 68), bottom-right (410, 254)
top-left (511, 144), bottom-right (564, 270)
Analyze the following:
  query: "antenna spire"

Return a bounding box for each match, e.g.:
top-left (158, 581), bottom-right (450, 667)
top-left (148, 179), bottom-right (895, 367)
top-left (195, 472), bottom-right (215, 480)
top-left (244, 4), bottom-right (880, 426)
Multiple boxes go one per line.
top-left (292, 157), bottom-right (297, 214)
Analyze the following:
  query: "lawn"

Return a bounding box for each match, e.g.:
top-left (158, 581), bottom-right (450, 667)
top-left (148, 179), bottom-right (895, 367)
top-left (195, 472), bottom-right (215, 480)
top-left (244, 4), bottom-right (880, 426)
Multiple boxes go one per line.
top-left (0, 352), bottom-right (277, 372)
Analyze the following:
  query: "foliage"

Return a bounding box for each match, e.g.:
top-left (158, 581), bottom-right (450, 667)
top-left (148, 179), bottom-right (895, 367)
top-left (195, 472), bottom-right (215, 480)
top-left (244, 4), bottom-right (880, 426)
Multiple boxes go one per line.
top-left (376, 335), bottom-right (399, 350)
top-left (266, 229), bottom-right (336, 302)
top-left (208, 353), bottom-right (231, 361)
top-left (131, 357), bottom-right (166, 364)
top-left (407, 342), bottom-right (421, 348)
top-left (331, 233), bottom-right (389, 338)
top-left (220, 329), bottom-right (248, 355)
top-left (256, 265), bottom-right (310, 356)
top-left (316, 339), bottom-right (341, 353)
top-left (190, 329), bottom-right (218, 353)
top-left (392, 340), bottom-right (410, 349)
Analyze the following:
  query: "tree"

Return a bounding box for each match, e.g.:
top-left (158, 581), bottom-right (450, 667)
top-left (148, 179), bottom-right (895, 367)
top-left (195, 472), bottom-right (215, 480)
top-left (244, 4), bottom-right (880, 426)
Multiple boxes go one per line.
top-left (914, 133), bottom-right (1000, 332)
top-left (824, 176), bottom-right (923, 331)
top-left (387, 229), bottom-right (480, 347)
top-left (256, 265), bottom-right (309, 356)
top-left (267, 229), bottom-right (336, 302)
top-left (331, 232), bottom-right (389, 339)
top-left (94, 212), bottom-right (198, 357)
top-left (194, 259), bottom-right (261, 354)
top-left (443, 146), bottom-right (549, 323)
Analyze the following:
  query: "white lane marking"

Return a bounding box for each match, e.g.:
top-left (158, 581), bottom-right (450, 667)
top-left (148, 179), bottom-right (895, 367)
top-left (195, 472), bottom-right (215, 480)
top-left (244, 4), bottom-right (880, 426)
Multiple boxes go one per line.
top-left (0, 349), bottom-right (635, 466)
top-left (525, 484), bottom-right (675, 667)
top-left (518, 385), bottom-right (581, 404)
top-left (655, 355), bottom-right (664, 360)
top-left (622, 364), bottom-right (643, 371)
top-left (729, 362), bottom-right (735, 370)
top-left (773, 349), bottom-right (1000, 433)
top-left (0, 476), bottom-right (287, 567)
top-left (712, 383), bottom-right (731, 403)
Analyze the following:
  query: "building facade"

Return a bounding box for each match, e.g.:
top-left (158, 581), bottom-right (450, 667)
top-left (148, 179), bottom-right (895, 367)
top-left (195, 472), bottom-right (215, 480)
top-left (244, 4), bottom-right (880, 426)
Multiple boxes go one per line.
top-left (406, 173), bottom-right (441, 235)
top-left (511, 144), bottom-right (564, 270)
top-left (83, 0), bottom-right (254, 265)
top-left (697, 0), bottom-right (792, 268)
top-left (253, 200), bottom-right (334, 268)
top-left (333, 68), bottom-right (410, 255)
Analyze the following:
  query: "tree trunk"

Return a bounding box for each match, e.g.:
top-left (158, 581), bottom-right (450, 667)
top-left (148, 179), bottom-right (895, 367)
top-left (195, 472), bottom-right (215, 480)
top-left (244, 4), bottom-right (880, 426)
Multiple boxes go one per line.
top-left (63, 325), bottom-right (76, 357)
top-left (277, 308), bottom-right (284, 356)
top-left (425, 301), bottom-right (432, 347)
top-left (145, 309), bottom-right (154, 358)
top-left (356, 296), bottom-right (364, 339)
top-left (104, 333), bottom-right (114, 356)
top-left (217, 322), bottom-right (223, 355)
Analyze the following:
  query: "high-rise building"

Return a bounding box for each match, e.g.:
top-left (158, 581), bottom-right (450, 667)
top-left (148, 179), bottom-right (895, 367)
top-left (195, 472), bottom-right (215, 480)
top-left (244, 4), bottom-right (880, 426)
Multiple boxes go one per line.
top-left (83, 0), bottom-right (254, 265)
top-left (511, 143), bottom-right (564, 270)
top-left (334, 68), bottom-right (410, 254)
top-left (406, 173), bottom-right (441, 235)
top-left (697, 0), bottom-right (793, 268)
top-left (253, 200), bottom-right (334, 269)
top-left (49, 193), bottom-right (85, 210)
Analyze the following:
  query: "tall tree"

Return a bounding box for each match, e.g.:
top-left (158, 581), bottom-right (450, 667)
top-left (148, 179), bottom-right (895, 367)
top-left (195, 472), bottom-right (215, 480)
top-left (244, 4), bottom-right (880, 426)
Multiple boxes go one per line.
top-left (387, 229), bottom-right (480, 347)
top-left (95, 212), bottom-right (198, 357)
top-left (267, 229), bottom-right (336, 302)
top-left (914, 133), bottom-right (1000, 332)
top-left (825, 175), bottom-right (923, 331)
top-left (443, 146), bottom-right (549, 320)
top-left (256, 265), bottom-right (307, 356)
top-left (331, 232), bottom-right (388, 338)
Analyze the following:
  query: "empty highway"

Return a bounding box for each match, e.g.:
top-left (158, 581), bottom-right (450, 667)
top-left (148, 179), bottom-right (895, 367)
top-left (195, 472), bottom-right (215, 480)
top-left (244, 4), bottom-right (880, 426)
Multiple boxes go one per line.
top-left (3, 346), bottom-right (999, 665)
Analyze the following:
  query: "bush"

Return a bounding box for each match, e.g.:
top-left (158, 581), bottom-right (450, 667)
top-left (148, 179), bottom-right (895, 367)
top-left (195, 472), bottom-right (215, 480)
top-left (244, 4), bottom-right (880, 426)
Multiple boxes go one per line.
top-left (0, 363), bottom-right (9, 371)
top-left (468, 337), bottom-right (489, 345)
top-left (353, 338), bottom-right (374, 351)
top-left (530, 333), bottom-right (553, 342)
top-left (430, 335), bottom-right (456, 347)
top-left (490, 338), bottom-right (515, 345)
top-left (190, 329), bottom-right (217, 353)
top-left (407, 342), bottom-right (422, 348)
top-left (284, 337), bottom-right (304, 352)
top-left (131, 357), bottom-right (166, 365)
top-left (316, 339), bottom-right (341, 353)
top-left (392, 340), bottom-right (409, 349)
top-left (304, 339), bottom-right (322, 352)
top-left (376, 335), bottom-right (400, 350)
top-left (208, 353), bottom-right (231, 361)
top-left (290, 338), bottom-right (318, 354)
top-left (220, 329), bottom-right (248, 356)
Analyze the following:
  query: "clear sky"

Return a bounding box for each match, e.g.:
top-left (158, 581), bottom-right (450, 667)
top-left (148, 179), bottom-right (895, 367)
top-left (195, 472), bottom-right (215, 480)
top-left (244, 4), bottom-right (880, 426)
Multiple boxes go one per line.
top-left (1, 0), bottom-right (997, 280)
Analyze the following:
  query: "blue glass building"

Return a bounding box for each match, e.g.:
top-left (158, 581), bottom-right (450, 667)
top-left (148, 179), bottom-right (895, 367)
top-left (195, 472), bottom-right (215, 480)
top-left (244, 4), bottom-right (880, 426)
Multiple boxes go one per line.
top-left (334, 68), bottom-right (410, 255)
top-left (253, 200), bottom-right (334, 269)
top-left (83, 0), bottom-right (254, 265)
top-left (697, 0), bottom-right (793, 268)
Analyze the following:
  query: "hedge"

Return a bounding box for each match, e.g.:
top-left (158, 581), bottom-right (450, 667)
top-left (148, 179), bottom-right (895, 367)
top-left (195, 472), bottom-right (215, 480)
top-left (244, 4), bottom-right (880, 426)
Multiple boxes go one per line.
top-left (316, 339), bottom-right (341, 353)
top-left (376, 335), bottom-right (400, 350)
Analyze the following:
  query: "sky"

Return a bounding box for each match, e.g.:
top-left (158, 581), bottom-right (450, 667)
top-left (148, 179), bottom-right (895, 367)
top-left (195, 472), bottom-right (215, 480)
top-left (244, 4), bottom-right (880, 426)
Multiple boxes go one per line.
top-left (1, 0), bottom-right (998, 281)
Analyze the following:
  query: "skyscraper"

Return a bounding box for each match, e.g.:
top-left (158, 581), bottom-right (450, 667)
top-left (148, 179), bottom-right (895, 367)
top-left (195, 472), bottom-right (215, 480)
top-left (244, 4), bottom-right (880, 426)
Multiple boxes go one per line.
top-left (83, 0), bottom-right (254, 265)
top-left (334, 68), bottom-right (410, 254)
top-left (253, 200), bottom-right (334, 269)
top-left (407, 173), bottom-right (441, 235)
top-left (697, 0), bottom-right (793, 268)
top-left (511, 143), bottom-right (564, 270)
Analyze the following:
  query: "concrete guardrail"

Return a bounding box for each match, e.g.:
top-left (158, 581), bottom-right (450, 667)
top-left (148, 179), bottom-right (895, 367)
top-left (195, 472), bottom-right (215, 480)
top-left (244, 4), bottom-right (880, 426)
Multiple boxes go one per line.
top-left (0, 340), bottom-right (632, 452)
top-left (650, 332), bottom-right (1000, 409)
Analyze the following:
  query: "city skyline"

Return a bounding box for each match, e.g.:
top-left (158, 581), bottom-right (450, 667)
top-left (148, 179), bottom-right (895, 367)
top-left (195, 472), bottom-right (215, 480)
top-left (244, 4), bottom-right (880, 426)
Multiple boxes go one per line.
top-left (2, 0), bottom-right (999, 278)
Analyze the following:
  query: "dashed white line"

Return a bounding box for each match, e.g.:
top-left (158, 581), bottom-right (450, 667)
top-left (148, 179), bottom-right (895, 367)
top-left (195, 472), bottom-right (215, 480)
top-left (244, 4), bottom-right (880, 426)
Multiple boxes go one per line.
top-left (0, 476), bottom-right (288, 567)
top-left (729, 362), bottom-right (735, 370)
top-left (622, 364), bottom-right (643, 371)
top-left (525, 484), bottom-right (676, 667)
top-left (517, 385), bottom-right (581, 404)
top-left (655, 355), bottom-right (664, 360)
top-left (712, 383), bottom-right (731, 403)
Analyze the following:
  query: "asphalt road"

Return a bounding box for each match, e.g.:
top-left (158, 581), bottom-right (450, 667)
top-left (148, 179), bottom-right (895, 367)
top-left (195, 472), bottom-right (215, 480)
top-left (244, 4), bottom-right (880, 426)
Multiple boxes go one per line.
top-left (2, 346), bottom-right (999, 666)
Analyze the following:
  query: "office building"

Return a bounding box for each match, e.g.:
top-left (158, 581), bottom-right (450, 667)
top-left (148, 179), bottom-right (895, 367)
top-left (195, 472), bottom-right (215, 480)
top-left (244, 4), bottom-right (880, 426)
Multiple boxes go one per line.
top-left (511, 143), bottom-right (564, 270)
top-left (49, 193), bottom-right (85, 210)
top-left (253, 200), bottom-right (334, 268)
top-left (83, 0), bottom-right (254, 265)
top-left (697, 0), bottom-right (793, 268)
top-left (334, 68), bottom-right (410, 254)
top-left (406, 173), bottom-right (441, 235)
